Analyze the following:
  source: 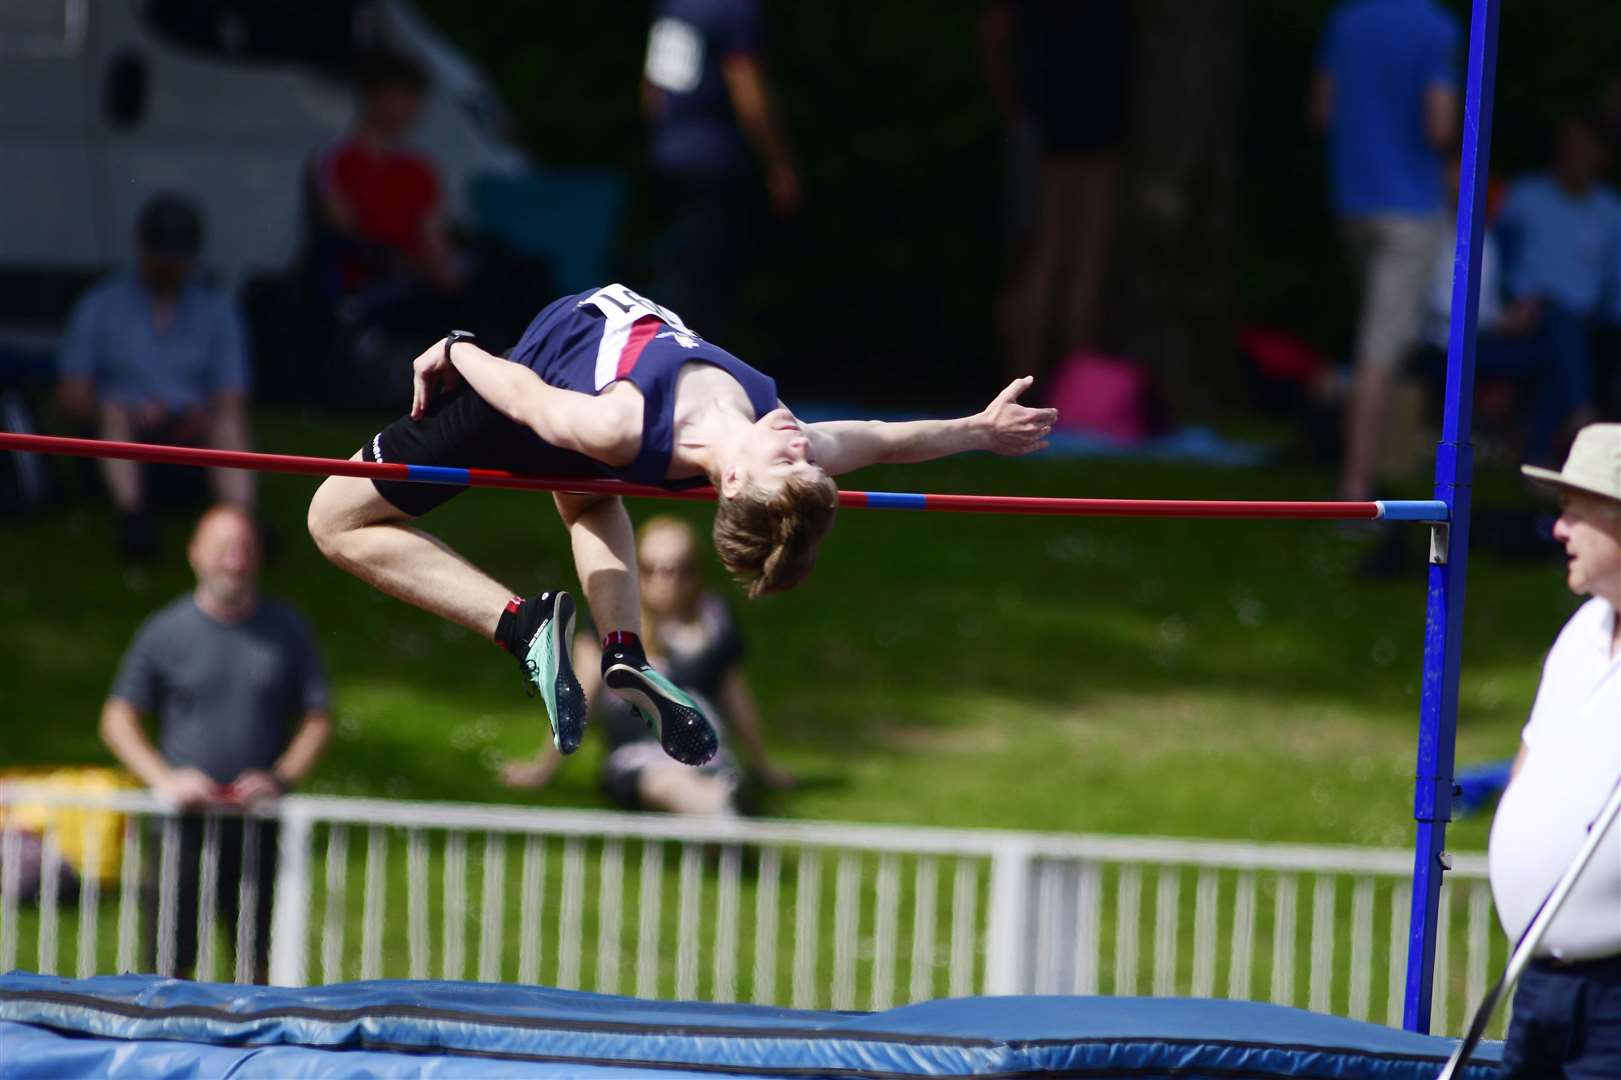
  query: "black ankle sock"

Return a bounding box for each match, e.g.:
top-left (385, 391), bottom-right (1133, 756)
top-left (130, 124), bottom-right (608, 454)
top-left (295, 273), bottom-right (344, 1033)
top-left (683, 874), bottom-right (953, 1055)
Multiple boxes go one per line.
top-left (601, 630), bottom-right (646, 671)
top-left (495, 591), bottom-right (554, 658)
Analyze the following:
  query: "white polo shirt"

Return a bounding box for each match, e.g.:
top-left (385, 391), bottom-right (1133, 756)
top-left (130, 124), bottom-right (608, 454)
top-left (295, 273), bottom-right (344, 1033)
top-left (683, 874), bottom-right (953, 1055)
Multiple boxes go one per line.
top-left (1488, 597), bottom-right (1621, 961)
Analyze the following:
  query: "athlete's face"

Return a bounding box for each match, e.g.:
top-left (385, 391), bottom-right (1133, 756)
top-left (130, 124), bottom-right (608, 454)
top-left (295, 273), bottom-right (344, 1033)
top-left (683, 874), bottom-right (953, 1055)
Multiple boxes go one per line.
top-left (724, 407), bottom-right (825, 497)
top-left (1553, 492), bottom-right (1621, 603)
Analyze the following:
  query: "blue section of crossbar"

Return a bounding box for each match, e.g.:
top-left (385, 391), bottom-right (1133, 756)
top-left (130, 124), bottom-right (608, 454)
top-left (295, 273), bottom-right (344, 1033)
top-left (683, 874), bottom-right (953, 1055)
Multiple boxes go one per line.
top-left (1376, 500), bottom-right (1450, 522)
top-left (405, 464), bottom-right (473, 485)
top-left (863, 491), bottom-right (929, 509)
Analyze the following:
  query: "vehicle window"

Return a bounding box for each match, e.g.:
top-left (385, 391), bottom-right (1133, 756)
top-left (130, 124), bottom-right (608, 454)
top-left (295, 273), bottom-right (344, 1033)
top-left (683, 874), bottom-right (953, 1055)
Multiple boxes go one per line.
top-left (139, 0), bottom-right (369, 71)
top-left (0, 0), bottom-right (86, 57)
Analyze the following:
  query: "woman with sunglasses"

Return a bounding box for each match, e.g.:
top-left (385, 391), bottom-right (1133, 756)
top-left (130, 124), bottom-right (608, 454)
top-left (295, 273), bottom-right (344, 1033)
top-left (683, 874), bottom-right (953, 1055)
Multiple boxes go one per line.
top-left (499, 516), bottom-right (792, 814)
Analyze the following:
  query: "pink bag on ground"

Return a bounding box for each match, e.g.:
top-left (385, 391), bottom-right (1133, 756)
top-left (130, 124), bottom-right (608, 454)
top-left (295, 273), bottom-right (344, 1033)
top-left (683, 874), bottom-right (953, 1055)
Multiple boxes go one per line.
top-left (1047, 350), bottom-right (1157, 443)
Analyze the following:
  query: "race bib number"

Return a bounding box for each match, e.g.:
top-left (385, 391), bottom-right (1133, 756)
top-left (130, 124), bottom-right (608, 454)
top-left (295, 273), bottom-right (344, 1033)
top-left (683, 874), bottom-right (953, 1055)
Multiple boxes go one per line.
top-left (580, 284), bottom-right (700, 389)
top-left (579, 283), bottom-right (694, 335)
top-left (645, 17), bottom-right (704, 95)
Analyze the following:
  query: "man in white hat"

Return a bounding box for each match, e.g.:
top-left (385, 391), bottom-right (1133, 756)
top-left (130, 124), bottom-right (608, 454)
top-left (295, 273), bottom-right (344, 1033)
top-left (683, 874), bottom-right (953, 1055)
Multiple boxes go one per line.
top-left (1487, 423), bottom-right (1621, 1077)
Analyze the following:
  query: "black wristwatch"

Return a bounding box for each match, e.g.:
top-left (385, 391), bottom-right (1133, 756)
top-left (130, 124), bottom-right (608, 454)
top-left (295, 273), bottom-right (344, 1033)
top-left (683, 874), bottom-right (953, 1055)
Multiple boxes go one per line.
top-left (444, 329), bottom-right (476, 364)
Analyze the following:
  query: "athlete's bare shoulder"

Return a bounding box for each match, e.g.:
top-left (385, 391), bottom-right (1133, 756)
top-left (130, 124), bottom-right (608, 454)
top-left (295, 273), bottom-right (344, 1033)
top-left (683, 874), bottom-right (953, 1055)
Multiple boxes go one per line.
top-left (672, 361), bottom-right (754, 412)
top-left (593, 380), bottom-right (646, 437)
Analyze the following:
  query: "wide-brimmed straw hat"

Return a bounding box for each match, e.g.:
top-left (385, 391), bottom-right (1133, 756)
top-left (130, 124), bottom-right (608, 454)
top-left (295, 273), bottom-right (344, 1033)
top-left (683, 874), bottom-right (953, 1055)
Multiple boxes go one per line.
top-left (1521, 423), bottom-right (1621, 505)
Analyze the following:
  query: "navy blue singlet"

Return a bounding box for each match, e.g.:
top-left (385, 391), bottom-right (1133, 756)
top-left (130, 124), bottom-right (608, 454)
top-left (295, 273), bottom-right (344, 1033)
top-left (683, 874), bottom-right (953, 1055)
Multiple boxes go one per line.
top-left (507, 284), bottom-right (779, 488)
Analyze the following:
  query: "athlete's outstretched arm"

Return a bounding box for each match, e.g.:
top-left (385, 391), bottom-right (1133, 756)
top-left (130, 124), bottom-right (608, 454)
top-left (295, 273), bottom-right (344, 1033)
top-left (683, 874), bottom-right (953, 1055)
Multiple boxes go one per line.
top-left (805, 376), bottom-right (1055, 477)
top-left (411, 338), bottom-right (638, 465)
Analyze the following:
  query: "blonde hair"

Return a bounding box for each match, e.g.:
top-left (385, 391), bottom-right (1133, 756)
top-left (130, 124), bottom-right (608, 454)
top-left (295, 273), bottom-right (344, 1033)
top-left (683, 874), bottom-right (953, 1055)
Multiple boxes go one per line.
top-left (711, 472), bottom-right (838, 598)
top-left (637, 514), bottom-right (698, 551)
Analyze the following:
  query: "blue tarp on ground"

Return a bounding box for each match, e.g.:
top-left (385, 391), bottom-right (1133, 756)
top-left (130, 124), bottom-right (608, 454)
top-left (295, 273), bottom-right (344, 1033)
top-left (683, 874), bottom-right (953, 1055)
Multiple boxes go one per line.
top-left (0, 972), bottom-right (1499, 1079)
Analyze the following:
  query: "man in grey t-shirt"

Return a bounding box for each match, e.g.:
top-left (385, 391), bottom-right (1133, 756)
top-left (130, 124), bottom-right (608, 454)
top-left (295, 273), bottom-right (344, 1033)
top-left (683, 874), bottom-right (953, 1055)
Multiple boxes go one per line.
top-left (100, 506), bottom-right (330, 981)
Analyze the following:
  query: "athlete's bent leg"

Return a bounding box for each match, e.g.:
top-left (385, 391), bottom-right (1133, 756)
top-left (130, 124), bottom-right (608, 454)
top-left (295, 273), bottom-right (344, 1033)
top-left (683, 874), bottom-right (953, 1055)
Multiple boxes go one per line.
top-left (553, 492), bottom-right (640, 638)
top-left (554, 492), bottom-right (719, 767)
top-left (310, 454), bottom-right (588, 751)
top-left (307, 452), bottom-right (514, 636)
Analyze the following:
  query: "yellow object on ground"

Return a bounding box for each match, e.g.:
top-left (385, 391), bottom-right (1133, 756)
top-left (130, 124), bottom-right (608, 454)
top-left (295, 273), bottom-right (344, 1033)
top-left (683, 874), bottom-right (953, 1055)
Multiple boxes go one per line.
top-left (0, 766), bottom-right (137, 883)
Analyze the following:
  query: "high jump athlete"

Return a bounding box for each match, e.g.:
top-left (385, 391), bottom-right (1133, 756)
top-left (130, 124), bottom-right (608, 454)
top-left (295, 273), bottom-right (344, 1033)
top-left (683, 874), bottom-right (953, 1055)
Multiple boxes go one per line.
top-left (307, 283), bottom-right (1055, 767)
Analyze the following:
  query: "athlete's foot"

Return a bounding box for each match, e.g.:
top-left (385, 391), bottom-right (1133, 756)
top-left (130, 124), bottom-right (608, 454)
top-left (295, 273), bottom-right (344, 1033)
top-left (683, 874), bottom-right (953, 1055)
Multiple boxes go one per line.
top-left (604, 664), bottom-right (718, 766)
top-left (601, 654), bottom-right (718, 767)
top-left (519, 591), bottom-right (587, 754)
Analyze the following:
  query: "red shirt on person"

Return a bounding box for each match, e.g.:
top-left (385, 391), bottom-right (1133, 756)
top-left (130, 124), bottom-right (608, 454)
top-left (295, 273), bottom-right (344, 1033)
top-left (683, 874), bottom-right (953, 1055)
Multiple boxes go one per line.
top-left (315, 137), bottom-right (442, 291)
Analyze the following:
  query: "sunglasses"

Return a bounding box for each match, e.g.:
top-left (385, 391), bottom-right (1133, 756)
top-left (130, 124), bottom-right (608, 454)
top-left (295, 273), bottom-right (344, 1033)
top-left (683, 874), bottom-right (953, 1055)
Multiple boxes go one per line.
top-left (639, 561), bottom-right (696, 578)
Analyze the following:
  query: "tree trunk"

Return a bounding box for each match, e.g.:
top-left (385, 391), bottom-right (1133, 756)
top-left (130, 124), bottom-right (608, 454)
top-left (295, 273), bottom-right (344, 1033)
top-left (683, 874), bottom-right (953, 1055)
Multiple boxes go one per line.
top-left (1114, 0), bottom-right (1243, 423)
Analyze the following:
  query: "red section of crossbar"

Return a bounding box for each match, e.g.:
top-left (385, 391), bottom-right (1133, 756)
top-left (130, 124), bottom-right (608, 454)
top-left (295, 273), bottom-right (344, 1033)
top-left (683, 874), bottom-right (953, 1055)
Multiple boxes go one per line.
top-left (0, 431), bottom-right (1384, 520)
top-left (0, 431), bottom-right (700, 500)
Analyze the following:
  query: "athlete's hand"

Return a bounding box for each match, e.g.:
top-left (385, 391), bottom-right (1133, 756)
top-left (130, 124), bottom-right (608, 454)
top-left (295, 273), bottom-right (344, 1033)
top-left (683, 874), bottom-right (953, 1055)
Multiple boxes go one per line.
top-left (411, 339), bottom-right (462, 420)
top-left (976, 376), bottom-right (1056, 455)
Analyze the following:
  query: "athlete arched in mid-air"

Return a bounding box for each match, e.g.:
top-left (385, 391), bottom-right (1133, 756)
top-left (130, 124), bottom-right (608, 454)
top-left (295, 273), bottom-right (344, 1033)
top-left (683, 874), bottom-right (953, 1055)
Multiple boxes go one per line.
top-left (308, 284), bottom-right (1055, 767)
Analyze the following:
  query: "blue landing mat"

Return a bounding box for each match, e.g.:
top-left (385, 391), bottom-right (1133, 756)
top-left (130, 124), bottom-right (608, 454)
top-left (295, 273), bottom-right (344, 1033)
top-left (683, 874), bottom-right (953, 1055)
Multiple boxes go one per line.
top-left (0, 972), bottom-right (1498, 1079)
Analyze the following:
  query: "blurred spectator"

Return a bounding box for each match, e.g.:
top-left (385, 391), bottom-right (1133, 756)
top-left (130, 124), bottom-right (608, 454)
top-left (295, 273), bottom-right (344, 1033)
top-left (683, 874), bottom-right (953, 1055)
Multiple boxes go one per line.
top-left (1602, 70), bottom-right (1621, 154)
top-left (1499, 114), bottom-right (1619, 325)
top-left (56, 193), bottom-right (254, 560)
top-left (312, 50), bottom-right (460, 335)
top-left (1311, 0), bottom-right (1460, 501)
top-left (985, 0), bottom-right (1132, 383)
top-left (1420, 160), bottom-right (1594, 464)
top-left (642, 0), bottom-right (801, 341)
top-left (501, 516), bottom-right (793, 814)
top-left (1491, 113), bottom-right (1620, 458)
top-left (1600, 72), bottom-right (1621, 418)
top-left (99, 506), bottom-right (331, 981)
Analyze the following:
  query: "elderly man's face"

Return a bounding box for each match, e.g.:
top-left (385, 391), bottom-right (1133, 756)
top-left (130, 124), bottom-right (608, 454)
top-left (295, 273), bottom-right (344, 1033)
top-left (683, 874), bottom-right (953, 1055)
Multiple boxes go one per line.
top-left (1552, 493), bottom-right (1621, 600)
top-left (188, 509), bottom-right (261, 609)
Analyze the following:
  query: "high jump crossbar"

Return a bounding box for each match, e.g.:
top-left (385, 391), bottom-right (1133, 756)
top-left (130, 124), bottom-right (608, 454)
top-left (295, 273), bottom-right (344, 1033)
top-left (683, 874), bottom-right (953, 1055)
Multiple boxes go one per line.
top-left (0, 432), bottom-right (1448, 522)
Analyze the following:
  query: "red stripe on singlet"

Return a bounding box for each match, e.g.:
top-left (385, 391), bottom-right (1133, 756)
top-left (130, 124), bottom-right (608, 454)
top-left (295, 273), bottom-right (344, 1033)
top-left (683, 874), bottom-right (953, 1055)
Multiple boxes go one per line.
top-left (616, 316), bottom-right (663, 378)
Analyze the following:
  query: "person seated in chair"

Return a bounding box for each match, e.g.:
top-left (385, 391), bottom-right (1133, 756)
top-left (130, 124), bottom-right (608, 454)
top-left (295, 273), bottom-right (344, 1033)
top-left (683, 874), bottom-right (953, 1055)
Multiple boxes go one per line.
top-left (56, 193), bottom-right (254, 560)
top-left (1490, 112), bottom-right (1620, 460)
top-left (499, 516), bottom-right (794, 815)
top-left (312, 50), bottom-right (461, 343)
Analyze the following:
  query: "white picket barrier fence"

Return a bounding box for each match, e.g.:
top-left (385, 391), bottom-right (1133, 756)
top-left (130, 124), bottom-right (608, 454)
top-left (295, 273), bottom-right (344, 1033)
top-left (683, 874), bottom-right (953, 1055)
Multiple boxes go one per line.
top-left (0, 786), bottom-right (1505, 1036)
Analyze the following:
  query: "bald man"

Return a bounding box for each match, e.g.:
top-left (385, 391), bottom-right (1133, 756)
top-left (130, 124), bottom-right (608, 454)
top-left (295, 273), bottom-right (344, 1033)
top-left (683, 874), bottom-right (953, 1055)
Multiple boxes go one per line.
top-left (101, 506), bottom-right (331, 981)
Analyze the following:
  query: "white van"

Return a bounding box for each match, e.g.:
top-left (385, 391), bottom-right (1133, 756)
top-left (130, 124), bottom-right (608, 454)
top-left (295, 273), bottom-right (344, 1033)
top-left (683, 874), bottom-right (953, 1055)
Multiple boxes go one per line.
top-left (0, 0), bottom-right (526, 299)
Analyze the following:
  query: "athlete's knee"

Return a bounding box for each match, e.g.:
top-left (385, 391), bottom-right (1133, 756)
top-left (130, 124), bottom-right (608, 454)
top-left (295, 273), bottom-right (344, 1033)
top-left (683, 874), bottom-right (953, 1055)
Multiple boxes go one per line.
top-left (553, 491), bottom-right (622, 528)
top-left (306, 479), bottom-right (357, 561)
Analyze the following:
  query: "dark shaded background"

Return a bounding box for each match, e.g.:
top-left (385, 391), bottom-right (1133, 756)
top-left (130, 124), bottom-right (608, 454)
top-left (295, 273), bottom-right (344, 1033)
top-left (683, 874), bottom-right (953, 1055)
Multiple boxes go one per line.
top-left (414, 1), bottom-right (1621, 415)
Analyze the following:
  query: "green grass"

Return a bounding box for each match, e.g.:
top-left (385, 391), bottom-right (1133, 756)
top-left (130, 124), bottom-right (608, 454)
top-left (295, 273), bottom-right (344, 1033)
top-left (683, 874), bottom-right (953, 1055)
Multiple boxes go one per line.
top-left (0, 407), bottom-right (1576, 854)
top-left (2, 414), bottom-right (1558, 1037)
